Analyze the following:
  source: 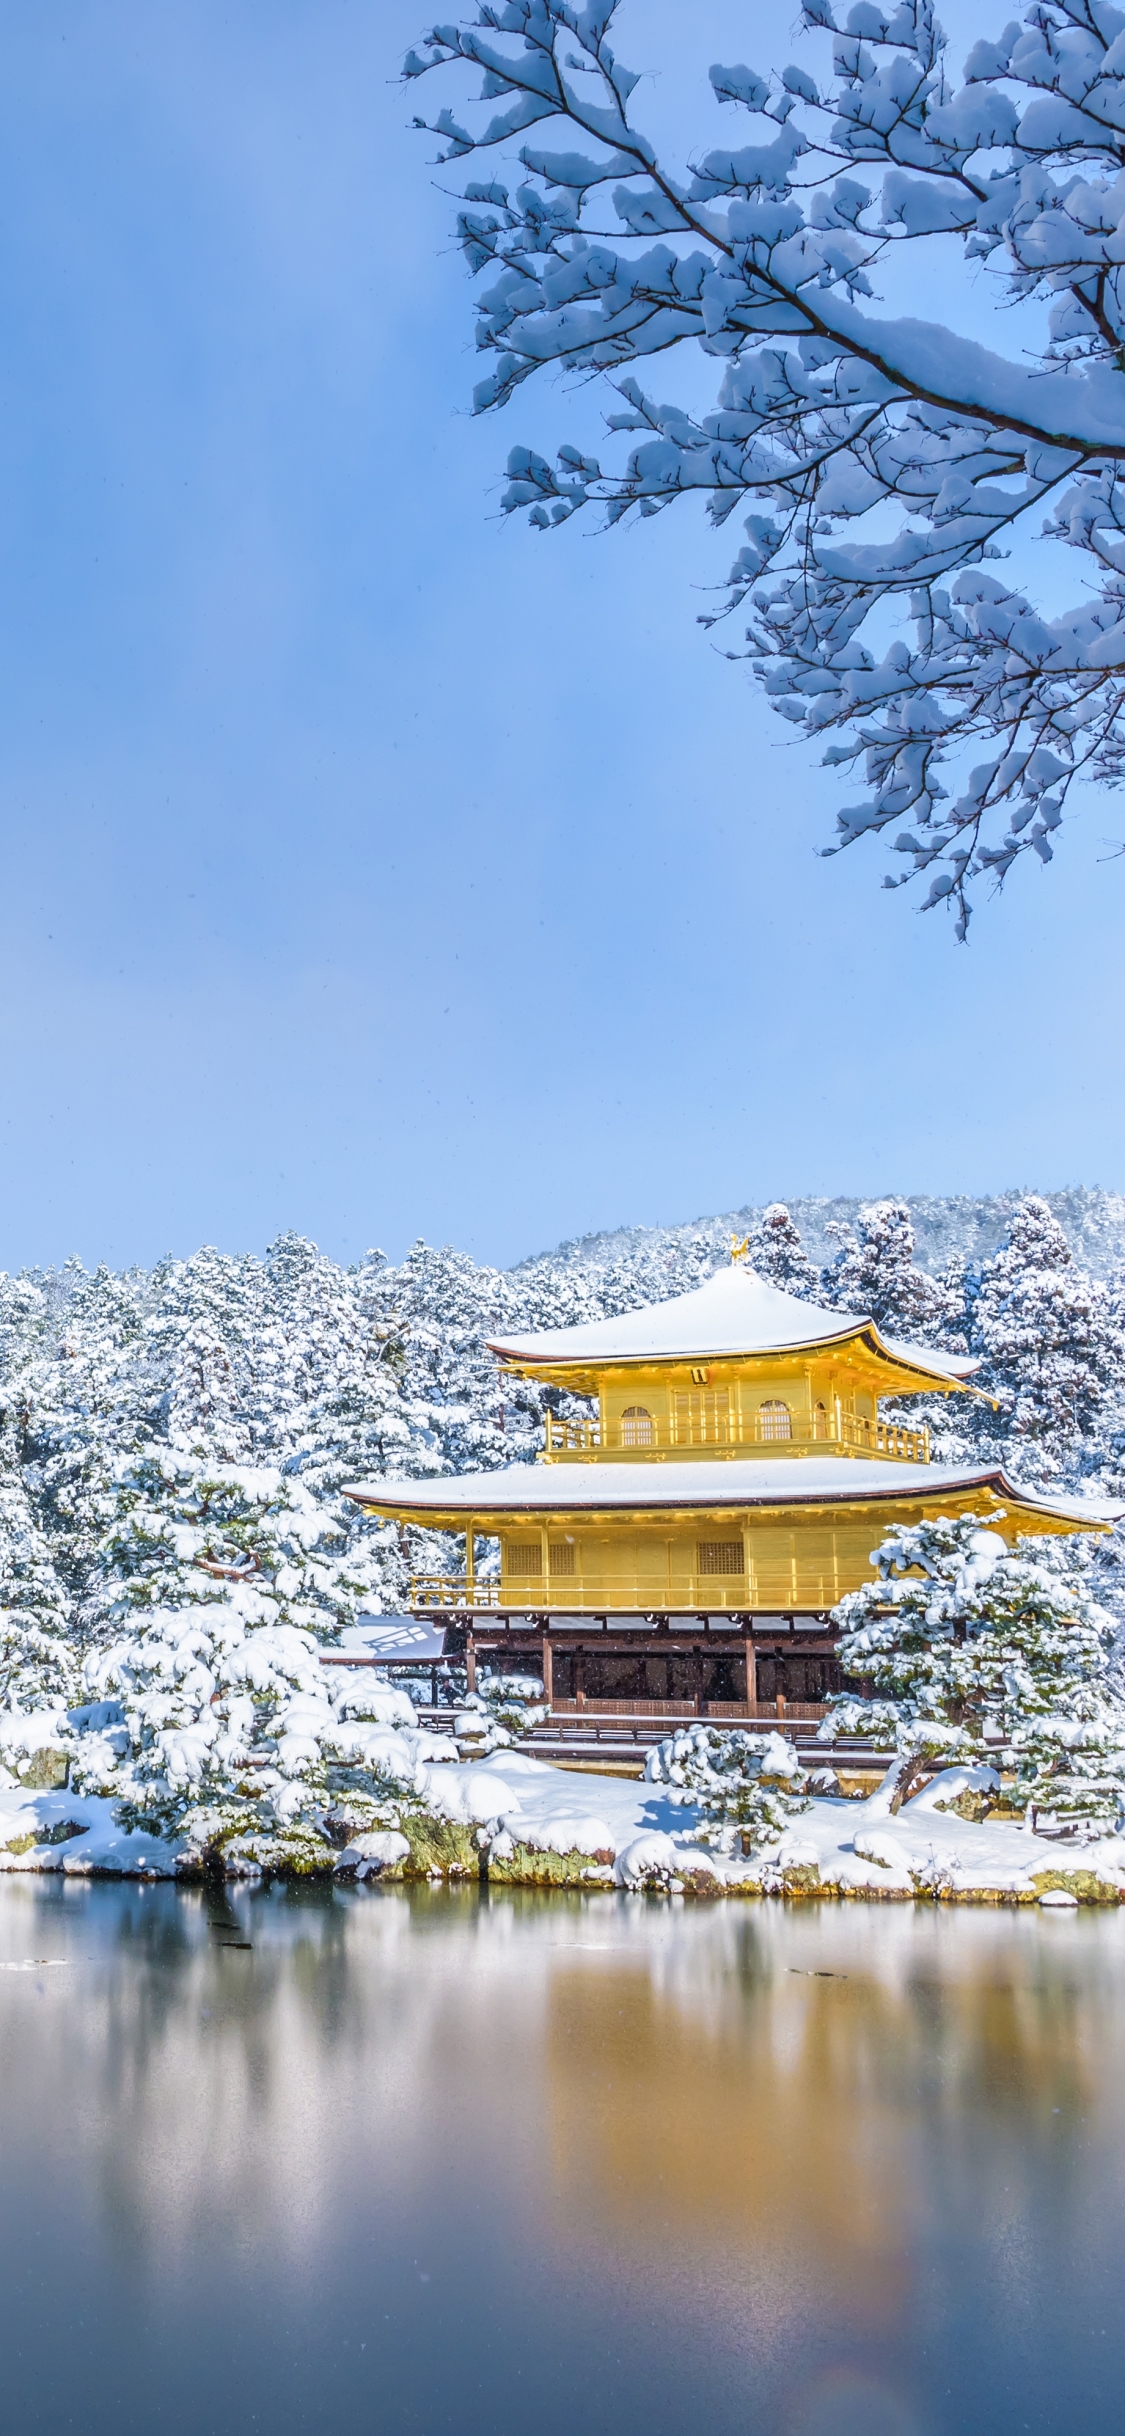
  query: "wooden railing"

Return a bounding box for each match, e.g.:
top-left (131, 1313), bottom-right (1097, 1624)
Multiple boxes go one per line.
top-left (543, 1410), bottom-right (929, 1462)
top-left (550, 1697), bottom-right (831, 1721)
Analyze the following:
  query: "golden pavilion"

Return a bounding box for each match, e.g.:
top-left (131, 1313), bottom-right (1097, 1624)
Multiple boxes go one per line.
top-left (343, 1253), bottom-right (1118, 1716)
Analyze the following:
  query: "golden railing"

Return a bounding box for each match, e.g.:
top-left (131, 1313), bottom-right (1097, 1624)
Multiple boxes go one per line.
top-left (411, 1574), bottom-right (757, 1613)
top-left (543, 1415), bottom-right (603, 1454)
top-left (542, 1412), bottom-right (929, 1463)
top-left (412, 1574), bottom-right (503, 1609)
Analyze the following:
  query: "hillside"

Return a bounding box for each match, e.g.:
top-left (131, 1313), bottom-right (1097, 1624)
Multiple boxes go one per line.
top-left (522, 1188), bottom-right (1125, 1283)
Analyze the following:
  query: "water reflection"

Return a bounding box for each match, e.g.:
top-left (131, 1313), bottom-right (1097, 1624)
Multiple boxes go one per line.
top-left (542, 1905), bottom-right (1112, 2363)
top-left (0, 1883), bottom-right (1120, 2436)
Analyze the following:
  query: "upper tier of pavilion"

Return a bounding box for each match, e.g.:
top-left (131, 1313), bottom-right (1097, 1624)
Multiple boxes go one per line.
top-left (489, 1263), bottom-right (980, 1399)
top-left (488, 1260), bottom-right (984, 1465)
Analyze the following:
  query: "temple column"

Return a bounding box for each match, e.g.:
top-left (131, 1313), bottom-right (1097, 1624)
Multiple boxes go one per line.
top-left (540, 1631), bottom-right (554, 1712)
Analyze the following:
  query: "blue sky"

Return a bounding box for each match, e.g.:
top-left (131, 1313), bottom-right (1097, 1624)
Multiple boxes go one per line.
top-left (0, 0), bottom-right (1121, 1276)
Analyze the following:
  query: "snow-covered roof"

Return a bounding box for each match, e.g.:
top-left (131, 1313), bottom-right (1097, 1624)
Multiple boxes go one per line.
top-left (343, 1460), bottom-right (1121, 1530)
top-left (487, 1264), bottom-right (979, 1385)
top-left (328, 1615), bottom-right (451, 1664)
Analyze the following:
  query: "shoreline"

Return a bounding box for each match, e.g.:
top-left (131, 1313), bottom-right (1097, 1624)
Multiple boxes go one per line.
top-left (2, 1772), bottom-right (1123, 1904)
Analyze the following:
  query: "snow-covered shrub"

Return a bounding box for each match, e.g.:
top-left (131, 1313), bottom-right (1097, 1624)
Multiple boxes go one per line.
top-left (645, 1724), bottom-right (809, 1853)
top-left (452, 1672), bottom-right (549, 1757)
top-left (820, 1515), bottom-right (1125, 1828)
top-left (472, 1670), bottom-right (549, 1742)
top-left (613, 1831), bottom-right (685, 1891)
top-left (62, 1451), bottom-right (456, 1867)
top-left (71, 1592), bottom-right (449, 1869)
top-left (0, 1611), bottom-right (79, 1719)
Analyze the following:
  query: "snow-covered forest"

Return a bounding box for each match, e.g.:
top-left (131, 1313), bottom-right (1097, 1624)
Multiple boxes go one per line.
top-left (1, 1188), bottom-right (1124, 1867)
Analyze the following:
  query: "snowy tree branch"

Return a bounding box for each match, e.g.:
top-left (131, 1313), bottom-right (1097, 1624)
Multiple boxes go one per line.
top-left (407, 0), bottom-right (1125, 930)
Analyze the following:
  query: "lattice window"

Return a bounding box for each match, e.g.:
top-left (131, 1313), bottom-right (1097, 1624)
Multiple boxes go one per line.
top-left (548, 1540), bottom-right (576, 1577)
top-left (697, 1540), bottom-right (745, 1576)
top-left (505, 1541), bottom-right (543, 1579)
top-left (673, 1388), bottom-right (731, 1446)
top-left (758, 1399), bottom-right (793, 1441)
top-left (620, 1405), bottom-right (654, 1447)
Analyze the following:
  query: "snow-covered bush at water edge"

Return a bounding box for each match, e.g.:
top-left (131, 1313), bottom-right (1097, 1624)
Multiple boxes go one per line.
top-left (644, 1724), bottom-right (810, 1853)
top-left (819, 1514), bottom-right (1125, 1829)
top-left (15, 1447), bottom-right (461, 1871)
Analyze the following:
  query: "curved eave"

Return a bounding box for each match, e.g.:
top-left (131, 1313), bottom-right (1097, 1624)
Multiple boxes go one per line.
top-left (343, 1465), bottom-right (1120, 1534)
top-left (490, 1320), bottom-right (982, 1400)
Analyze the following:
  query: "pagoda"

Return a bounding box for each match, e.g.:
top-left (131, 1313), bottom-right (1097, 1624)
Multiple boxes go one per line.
top-left (343, 1251), bottom-right (1118, 1717)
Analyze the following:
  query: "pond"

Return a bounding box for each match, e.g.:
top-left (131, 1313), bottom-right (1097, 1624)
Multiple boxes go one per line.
top-left (0, 1881), bottom-right (1121, 2436)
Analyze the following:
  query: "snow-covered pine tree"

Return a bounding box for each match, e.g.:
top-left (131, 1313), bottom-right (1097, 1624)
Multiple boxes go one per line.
top-left (150, 1245), bottom-right (262, 1464)
top-left (409, 1), bottom-right (1125, 934)
top-left (254, 1235), bottom-right (414, 1615)
top-left (644, 1723), bottom-right (810, 1852)
top-left (0, 1472), bottom-right (78, 1780)
top-left (26, 1258), bottom-right (154, 1640)
top-left (72, 1449), bottom-right (445, 1866)
top-left (819, 1514), bottom-right (1125, 1827)
top-left (747, 1204), bottom-right (820, 1300)
top-left (970, 1197), bottom-right (1124, 1472)
top-left (819, 1198), bottom-right (963, 1345)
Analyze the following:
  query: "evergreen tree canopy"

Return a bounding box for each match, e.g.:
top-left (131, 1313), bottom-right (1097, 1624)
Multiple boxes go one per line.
top-left (971, 1194), bottom-right (1124, 1451)
top-left (821, 1512), bottom-right (1125, 1824)
top-left (747, 1202), bottom-right (821, 1301)
top-left (820, 1196), bottom-right (962, 1342)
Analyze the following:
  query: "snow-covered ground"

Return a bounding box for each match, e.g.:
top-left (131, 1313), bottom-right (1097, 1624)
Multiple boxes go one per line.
top-left (0, 1782), bottom-right (180, 1876)
top-left (3, 1753), bottom-right (1123, 1903)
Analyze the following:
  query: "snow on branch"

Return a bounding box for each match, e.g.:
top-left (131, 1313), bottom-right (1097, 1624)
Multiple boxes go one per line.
top-left (407, 0), bottom-right (1125, 931)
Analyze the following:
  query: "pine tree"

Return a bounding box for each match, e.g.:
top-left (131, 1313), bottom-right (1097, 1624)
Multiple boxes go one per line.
top-left (971, 1197), bottom-right (1124, 1466)
top-left (820, 1199), bottom-right (960, 1345)
top-left (72, 1450), bottom-right (443, 1865)
top-left (644, 1723), bottom-right (810, 1852)
top-left (748, 1205), bottom-right (820, 1301)
top-left (820, 1514), bottom-right (1125, 1827)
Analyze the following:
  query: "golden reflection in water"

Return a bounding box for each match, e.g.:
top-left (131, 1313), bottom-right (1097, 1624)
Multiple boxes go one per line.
top-left (539, 1904), bottom-right (1125, 2357)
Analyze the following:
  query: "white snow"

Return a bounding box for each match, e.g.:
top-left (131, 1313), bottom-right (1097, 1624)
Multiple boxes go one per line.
top-left (0, 1783), bottom-right (179, 1876)
top-left (336, 1830), bottom-right (411, 1881)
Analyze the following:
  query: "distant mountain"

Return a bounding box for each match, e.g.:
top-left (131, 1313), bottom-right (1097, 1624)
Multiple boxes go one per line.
top-left (519, 1187), bottom-right (1125, 1282)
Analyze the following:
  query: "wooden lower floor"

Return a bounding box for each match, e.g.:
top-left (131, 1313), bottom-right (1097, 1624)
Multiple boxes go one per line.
top-left (432, 1612), bottom-right (854, 1713)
